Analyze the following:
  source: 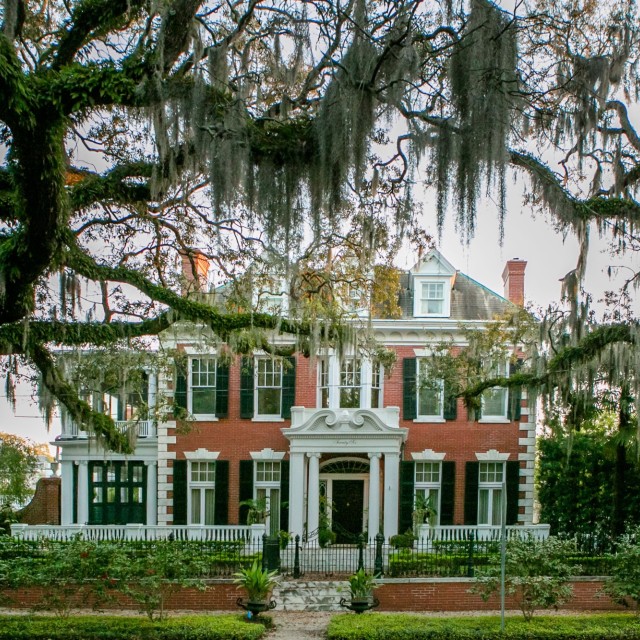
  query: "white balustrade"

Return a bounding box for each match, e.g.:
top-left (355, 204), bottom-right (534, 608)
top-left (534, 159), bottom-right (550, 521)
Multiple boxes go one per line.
top-left (60, 420), bottom-right (156, 439)
top-left (418, 524), bottom-right (550, 543)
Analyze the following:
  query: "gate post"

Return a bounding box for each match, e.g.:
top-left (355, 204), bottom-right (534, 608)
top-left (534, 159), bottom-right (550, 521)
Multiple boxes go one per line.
top-left (293, 534), bottom-right (301, 579)
top-left (357, 534), bottom-right (365, 572)
top-left (466, 531), bottom-right (475, 577)
top-left (374, 532), bottom-right (384, 577)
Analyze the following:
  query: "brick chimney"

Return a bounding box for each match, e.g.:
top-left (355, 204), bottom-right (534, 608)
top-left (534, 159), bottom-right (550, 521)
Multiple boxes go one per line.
top-left (180, 250), bottom-right (209, 292)
top-left (501, 258), bottom-right (527, 306)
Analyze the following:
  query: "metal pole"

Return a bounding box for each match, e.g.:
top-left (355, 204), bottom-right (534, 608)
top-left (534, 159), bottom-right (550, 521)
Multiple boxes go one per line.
top-left (500, 479), bottom-right (507, 633)
top-left (357, 534), bottom-right (365, 572)
top-left (374, 532), bottom-right (384, 577)
top-left (293, 535), bottom-right (301, 579)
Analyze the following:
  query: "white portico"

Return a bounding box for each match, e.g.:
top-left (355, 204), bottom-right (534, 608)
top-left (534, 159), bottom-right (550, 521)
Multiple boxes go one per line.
top-left (282, 407), bottom-right (408, 541)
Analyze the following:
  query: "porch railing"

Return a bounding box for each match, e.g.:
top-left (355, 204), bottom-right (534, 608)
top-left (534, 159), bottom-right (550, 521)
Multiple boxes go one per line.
top-left (59, 419), bottom-right (156, 439)
top-left (11, 523), bottom-right (267, 544)
top-left (418, 524), bottom-right (551, 542)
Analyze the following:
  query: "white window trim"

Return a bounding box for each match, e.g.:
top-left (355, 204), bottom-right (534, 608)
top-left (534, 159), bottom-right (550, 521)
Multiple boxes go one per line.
top-left (254, 357), bottom-right (284, 421)
top-left (479, 358), bottom-right (509, 422)
top-left (477, 460), bottom-right (506, 526)
top-left (317, 355), bottom-right (383, 410)
top-left (186, 455), bottom-right (218, 526)
top-left (254, 460), bottom-right (282, 536)
top-left (415, 359), bottom-right (445, 422)
top-left (414, 461), bottom-right (442, 527)
top-left (188, 357), bottom-right (219, 421)
top-left (413, 276), bottom-right (451, 318)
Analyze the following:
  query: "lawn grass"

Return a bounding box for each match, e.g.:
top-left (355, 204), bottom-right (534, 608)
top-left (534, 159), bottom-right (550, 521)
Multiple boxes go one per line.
top-left (327, 613), bottom-right (640, 639)
top-left (0, 613), bottom-right (269, 639)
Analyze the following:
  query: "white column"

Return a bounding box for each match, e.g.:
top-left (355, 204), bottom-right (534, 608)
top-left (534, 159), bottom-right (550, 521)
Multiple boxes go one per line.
top-left (60, 460), bottom-right (74, 525)
top-left (361, 359), bottom-right (372, 409)
top-left (368, 453), bottom-right (381, 539)
top-left (146, 461), bottom-right (157, 525)
top-left (383, 452), bottom-right (400, 538)
top-left (306, 452), bottom-right (321, 542)
top-left (328, 354), bottom-right (340, 409)
top-left (76, 461), bottom-right (89, 525)
top-left (289, 453), bottom-right (305, 539)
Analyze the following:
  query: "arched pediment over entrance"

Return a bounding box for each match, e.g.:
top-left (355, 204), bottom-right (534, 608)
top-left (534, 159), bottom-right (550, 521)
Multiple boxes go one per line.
top-left (282, 408), bottom-right (407, 455)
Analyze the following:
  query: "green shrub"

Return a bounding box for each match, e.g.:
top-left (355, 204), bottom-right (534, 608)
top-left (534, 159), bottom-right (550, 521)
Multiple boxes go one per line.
top-left (326, 613), bottom-right (640, 640)
top-left (0, 614), bottom-right (267, 639)
top-left (603, 529), bottom-right (640, 614)
top-left (472, 536), bottom-right (578, 621)
top-left (387, 550), bottom-right (493, 577)
top-left (389, 530), bottom-right (415, 549)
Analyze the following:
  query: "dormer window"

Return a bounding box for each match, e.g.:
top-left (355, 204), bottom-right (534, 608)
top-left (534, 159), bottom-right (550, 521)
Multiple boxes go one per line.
top-left (420, 282), bottom-right (445, 315)
top-left (410, 249), bottom-right (455, 318)
top-left (413, 278), bottom-right (451, 317)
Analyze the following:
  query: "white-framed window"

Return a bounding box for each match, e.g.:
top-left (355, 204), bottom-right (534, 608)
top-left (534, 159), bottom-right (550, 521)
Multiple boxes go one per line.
top-left (413, 277), bottom-right (451, 317)
top-left (482, 359), bottom-right (508, 419)
top-left (189, 358), bottom-right (217, 417)
top-left (255, 461), bottom-right (281, 536)
top-left (189, 460), bottom-right (216, 525)
top-left (256, 358), bottom-right (283, 418)
top-left (478, 462), bottom-right (504, 525)
top-left (415, 461), bottom-right (441, 526)
top-left (339, 358), bottom-right (361, 408)
top-left (371, 361), bottom-right (383, 409)
top-left (318, 358), bottom-right (330, 408)
top-left (417, 359), bottom-right (444, 419)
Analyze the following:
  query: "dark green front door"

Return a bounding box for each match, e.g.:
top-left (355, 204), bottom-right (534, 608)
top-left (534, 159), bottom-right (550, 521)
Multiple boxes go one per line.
top-left (89, 461), bottom-right (146, 524)
top-left (332, 479), bottom-right (364, 543)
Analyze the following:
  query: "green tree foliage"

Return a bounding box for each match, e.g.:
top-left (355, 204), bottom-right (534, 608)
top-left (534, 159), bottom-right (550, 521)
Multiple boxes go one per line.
top-left (1, 0), bottom-right (640, 453)
top-left (604, 528), bottom-right (640, 615)
top-left (538, 422), bottom-right (640, 542)
top-left (472, 536), bottom-right (577, 621)
top-left (0, 433), bottom-right (39, 507)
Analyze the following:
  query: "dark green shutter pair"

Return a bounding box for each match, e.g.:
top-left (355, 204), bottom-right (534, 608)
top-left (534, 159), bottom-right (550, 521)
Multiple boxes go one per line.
top-left (463, 460), bottom-right (520, 525)
top-left (240, 356), bottom-right (296, 419)
top-left (402, 358), bottom-right (457, 420)
top-left (172, 459), bottom-right (229, 525)
top-left (174, 361), bottom-right (229, 418)
top-left (238, 459), bottom-right (290, 530)
top-left (398, 460), bottom-right (456, 532)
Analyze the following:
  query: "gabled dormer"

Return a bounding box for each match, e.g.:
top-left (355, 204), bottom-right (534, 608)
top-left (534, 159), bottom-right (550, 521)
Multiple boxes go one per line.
top-left (410, 249), bottom-right (456, 318)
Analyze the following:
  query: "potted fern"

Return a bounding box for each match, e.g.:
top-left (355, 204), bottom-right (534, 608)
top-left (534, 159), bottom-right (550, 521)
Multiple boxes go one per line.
top-left (234, 560), bottom-right (279, 617)
top-left (340, 568), bottom-right (380, 614)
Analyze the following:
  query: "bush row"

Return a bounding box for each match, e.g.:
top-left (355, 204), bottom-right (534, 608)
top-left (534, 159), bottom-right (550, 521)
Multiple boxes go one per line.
top-left (0, 614), bottom-right (268, 640)
top-left (326, 614), bottom-right (640, 640)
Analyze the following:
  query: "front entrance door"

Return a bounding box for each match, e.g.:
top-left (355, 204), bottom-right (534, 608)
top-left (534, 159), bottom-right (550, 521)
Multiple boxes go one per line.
top-left (332, 479), bottom-right (364, 543)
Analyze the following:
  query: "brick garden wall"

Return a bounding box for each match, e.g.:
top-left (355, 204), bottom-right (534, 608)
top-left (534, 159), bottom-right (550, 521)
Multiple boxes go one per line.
top-left (2, 578), bottom-right (625, 613)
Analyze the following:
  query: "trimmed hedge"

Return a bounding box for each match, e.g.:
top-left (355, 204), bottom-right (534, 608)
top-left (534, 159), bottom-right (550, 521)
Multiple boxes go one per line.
top-left (0, 614), bottom-right (268, 639)
top-left (327, 613), bottom-right (640, 640)
top-left (387, 552), bottom-right (495, 577)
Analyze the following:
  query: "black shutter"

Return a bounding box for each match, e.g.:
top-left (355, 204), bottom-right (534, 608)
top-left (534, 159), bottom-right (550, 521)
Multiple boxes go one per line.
top-left (440, 461), bottom-right (455, 525)
top-left (280, 460), bottom-right (290, 531)
top-left (239, 460), bottom-right (254, 524)
top-left (464, 461), bottom-right (479, 525)
top-left (507, 361), bottom-right (522, 421)
top-left (174, 366), bottom-right (187, 417)
top-left (215, 361), bottom-right (229, 418)
top-left (506, 460), bottom-right (520, 525)
top-left (214, 460), bottom-right (229, 525)
top-left (73, 462), bottom-right (79, 524)
top-left (443, 381), bottom-right (458, 420)
top-left (402, 358), bottom-right (417, 420)
top-left (399, 461), bottom-right (415, 534)
top-left (173, 460), bottom-right (188, 525)
top-left (281, 357), bottom-right (296, 419)
top-left (240, 358), bottom-right (254, 419)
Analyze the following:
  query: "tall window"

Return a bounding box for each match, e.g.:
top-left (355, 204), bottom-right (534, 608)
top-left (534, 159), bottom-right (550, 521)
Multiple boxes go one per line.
top-left (190, 461), bottom-right (216, 525)
top-left (371, 361), bottom-right (383, 408)
top-left (190, 358), bottom-right (216, 415)
top-left (478, 462), bottom-right (504, 525)
top-left (256, 359), bottom-right (283, 417)
top-left (415, 462), bottom-right (440, 526)
top-left (417, 360), bottom-right (444, 419)
top-left (339, 358), bottom-right (361, 408)
top-left (255, 461), bottom-right (281, 536)
top-left (482, 360), bottom-right (508, 418)
top-left (318, 358), bottom-right (330, 408)
top-left (420, 282), bottom-right (444, 315)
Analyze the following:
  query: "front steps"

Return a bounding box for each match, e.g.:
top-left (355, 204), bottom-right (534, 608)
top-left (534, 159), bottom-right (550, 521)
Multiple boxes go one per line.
top-left (273, 580), bottom-right (349, 611)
